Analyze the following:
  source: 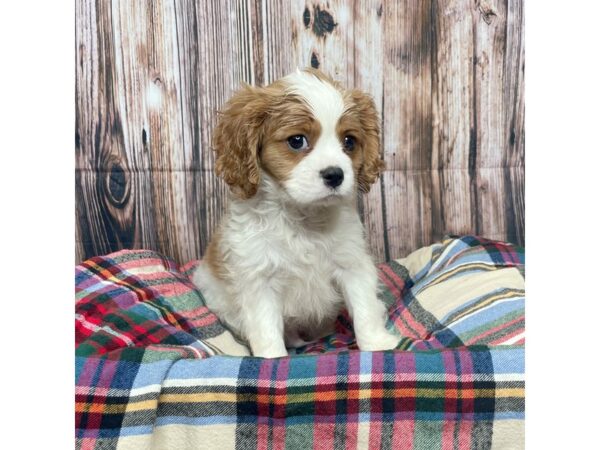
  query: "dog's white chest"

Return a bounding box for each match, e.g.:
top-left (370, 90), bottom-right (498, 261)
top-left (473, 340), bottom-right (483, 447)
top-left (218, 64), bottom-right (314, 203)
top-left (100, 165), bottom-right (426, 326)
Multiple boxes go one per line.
top-left (231, 204), bottom-right (357, 325)
top-left (272, 237), bottom-right (342, 321)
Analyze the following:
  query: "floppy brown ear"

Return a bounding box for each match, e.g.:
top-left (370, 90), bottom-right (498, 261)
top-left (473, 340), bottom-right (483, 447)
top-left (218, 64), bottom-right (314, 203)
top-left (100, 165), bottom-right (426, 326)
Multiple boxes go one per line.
top-left (350, 90), bottom-right (385, 193)
top-left (213, 85), bottom-right (268, 199)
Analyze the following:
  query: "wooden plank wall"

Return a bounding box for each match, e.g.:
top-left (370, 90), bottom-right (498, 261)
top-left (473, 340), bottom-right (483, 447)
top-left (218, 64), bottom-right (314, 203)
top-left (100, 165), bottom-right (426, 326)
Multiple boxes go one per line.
top-left (76, 0), bottom-right (524, 264)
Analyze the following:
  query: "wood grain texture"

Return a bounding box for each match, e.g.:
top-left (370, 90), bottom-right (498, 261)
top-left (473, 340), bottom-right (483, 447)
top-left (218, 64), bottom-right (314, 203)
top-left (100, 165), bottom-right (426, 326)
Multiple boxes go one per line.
top-left (76, 0), bottom-right (525, 264)
top-left (382, 0), bottom-right (436, 257)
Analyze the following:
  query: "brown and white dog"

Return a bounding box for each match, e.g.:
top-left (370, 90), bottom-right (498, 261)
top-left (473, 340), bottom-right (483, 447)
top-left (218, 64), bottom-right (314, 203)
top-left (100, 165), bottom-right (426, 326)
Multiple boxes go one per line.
top-left (192, 68), bottom-right (400, 358)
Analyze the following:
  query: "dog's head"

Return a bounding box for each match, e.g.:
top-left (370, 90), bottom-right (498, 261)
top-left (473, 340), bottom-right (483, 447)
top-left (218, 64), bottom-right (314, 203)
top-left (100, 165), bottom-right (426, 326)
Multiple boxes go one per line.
top-left (213, 68), bottom-right (384, 204)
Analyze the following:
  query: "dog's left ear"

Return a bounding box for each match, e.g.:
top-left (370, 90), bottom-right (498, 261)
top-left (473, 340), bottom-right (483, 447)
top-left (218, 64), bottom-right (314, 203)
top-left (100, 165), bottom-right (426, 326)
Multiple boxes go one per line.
top-left (350, 90), bottom-right (385, 193)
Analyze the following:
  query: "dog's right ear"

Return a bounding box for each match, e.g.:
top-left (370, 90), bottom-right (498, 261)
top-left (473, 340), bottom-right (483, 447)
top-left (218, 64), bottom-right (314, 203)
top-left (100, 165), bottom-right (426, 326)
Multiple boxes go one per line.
top-left (213, 84), bottom-right (269, 199)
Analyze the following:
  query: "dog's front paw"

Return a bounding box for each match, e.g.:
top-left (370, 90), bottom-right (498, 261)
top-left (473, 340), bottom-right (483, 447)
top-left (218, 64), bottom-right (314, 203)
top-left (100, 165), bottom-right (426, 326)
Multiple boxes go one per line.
top-left (357, 329), bottom-right (401, 352)
top-left (250, 341), bottom-right (289, 358)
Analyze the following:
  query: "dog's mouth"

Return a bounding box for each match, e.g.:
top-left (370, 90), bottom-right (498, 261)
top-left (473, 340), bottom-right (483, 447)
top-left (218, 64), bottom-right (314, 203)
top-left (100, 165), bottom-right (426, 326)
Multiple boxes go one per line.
top-left (316, 190), bottom-right (346, 204)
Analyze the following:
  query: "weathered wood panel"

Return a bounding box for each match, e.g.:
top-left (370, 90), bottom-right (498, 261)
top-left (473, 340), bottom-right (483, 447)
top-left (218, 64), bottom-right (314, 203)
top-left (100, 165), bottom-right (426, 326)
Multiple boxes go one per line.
top-left (352, 2), bottom-right (388, 262)
top-left (76, 0), bottom-right (525, 264)
top-left (382, 0), bottom-right (435, 257)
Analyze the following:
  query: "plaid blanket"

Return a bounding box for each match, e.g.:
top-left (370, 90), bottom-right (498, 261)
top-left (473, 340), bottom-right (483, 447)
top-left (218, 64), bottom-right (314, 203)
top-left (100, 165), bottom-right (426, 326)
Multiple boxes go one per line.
top-left (75, 236), bottom-right (524, 449)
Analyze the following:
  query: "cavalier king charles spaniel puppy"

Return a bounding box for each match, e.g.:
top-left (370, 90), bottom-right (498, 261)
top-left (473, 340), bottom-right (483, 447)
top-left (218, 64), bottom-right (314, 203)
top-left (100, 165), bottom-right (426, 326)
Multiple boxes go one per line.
top-left (192, 68), bottom-right (400, 358)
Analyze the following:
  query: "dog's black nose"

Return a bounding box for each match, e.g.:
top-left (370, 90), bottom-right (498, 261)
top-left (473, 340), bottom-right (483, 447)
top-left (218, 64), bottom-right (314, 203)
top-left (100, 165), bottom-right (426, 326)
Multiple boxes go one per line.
top-left (320, 166), bottom-right (344, 188)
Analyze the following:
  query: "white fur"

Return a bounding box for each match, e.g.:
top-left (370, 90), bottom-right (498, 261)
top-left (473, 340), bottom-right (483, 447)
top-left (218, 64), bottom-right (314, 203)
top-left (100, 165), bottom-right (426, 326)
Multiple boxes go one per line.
top-left (192, 72), bottom-right (400, 358)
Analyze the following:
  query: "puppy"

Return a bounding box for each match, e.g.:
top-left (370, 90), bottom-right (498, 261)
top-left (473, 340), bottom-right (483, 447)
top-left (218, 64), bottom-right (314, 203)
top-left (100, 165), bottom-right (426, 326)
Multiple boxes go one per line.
top-left (192, 68), bottom-right (400, 358)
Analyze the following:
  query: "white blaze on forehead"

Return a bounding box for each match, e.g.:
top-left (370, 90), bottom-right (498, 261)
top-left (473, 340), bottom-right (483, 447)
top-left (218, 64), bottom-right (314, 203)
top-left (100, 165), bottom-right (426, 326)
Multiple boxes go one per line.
top-left (283, 70), bottom-right (345, 130)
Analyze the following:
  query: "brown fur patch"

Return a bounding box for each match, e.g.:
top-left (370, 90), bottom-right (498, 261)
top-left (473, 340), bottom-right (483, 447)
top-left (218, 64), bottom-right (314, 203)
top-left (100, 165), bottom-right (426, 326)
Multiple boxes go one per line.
top-left (260, 107), bottom-right (322, 183)
top-left (340, 90), bottom-right (385, 192)
top-left (336, 110), bottom-right (365, 181)
top-left (203, 228), bottom-right (227, 280)
top-left (212, 86), bottom-right (265, 199)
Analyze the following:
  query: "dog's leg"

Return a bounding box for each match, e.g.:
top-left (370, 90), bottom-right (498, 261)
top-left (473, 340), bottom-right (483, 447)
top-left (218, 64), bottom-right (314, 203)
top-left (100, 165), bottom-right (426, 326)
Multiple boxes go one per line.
top-left (240, 288), bottom-right (288, 358)
top-left (336, 262), bottom-right (400, 351)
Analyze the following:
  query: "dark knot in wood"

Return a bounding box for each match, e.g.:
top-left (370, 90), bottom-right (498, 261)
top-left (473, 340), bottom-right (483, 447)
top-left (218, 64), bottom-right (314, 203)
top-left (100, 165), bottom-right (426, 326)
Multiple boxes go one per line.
top-left (105, 162), bottom-right (130, 207)
top-left (477, 0), bottom-right (498, 24)
top-left (310, 51), bottom-right (320, 69)
top-left (303, 7), bottom-right (311, 28)
top-left (312, 5), bottom-right (336, 37)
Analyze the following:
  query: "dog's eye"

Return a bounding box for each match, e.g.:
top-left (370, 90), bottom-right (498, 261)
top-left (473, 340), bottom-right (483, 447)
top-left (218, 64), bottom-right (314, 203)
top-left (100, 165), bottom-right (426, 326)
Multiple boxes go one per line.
top-left (343, 135), bottom-right (356, 152)
top-left (287, 135), bottom-right (309, 151)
